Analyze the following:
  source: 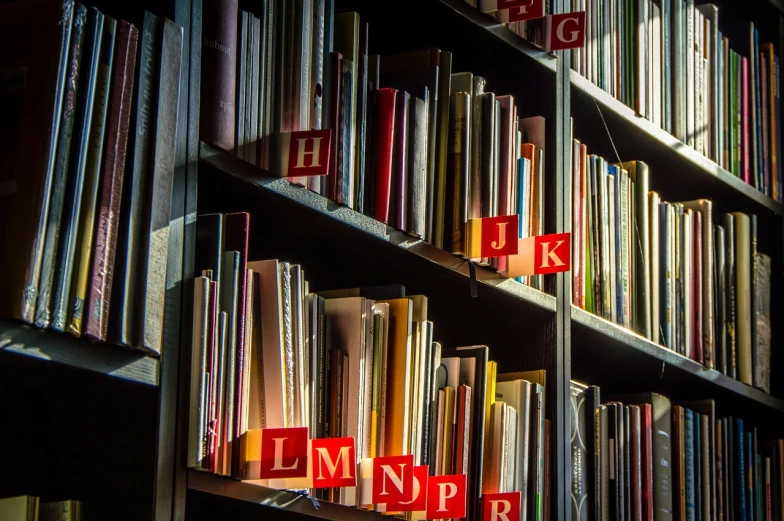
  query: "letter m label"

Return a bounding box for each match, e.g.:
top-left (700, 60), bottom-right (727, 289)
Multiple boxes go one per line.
top-left (311, 437), bottom-right (356, 488)
top-left (534, 232), bottom-right (571, 275)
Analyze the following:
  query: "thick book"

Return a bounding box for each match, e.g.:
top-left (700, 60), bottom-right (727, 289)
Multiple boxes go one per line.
top-left (84, 20), bottom-right (139, 342)
top-left (108, 12), bottom-right (161, 346)
top-left (200, 0), bottom-right (238, 151)
top-left (729, 212), bottom-right (752, 385)
top-left (135, 19), bottom-right (183, 353)
top-left (69, 14), bottom-right (117, 336)
top-left (34, 4), bottom-right (89, 329)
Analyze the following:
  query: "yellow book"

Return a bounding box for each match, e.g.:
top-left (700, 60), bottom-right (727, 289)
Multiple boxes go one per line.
top-left (497, 369), bottom-right (547, 389)
top-left (441, 386), bottom-right (456, 475)
top-left (379, 298), bottom-right (413, 457)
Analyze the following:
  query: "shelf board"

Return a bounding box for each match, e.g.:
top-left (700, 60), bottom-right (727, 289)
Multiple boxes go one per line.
top-left (0, 319), bottom-right (159, 386)
top-left (435, 0), bottom-right (556, 73)
top-left (188, 470), bottom-right (392, 521)
top-left (570, 71), bottom-right (784, 218)
top-left (570, 306), bottom-right (784, 417)
top-left (199, 142), bottom-right (557, 315)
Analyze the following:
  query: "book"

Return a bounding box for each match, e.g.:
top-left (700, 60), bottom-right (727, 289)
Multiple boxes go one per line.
top-left (200, 0), bottom-right (237, 151)
top-left (729, 212), bottom-right (752, 385)
top-left (84, 20), bottom-right (139, 342)
top-left (0, 496), bottom-right (39, 521)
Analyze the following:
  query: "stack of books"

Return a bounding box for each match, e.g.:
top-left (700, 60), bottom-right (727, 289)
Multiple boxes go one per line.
top-left (569, 1), bottom-right (782, 201)
top-left (200, 1), bottom-right (547, 289)
top-left (0, 497), bottom-right (82, 521)
top-left (571, 385), bottom-right (784, 521)
top-left (571, 140), bottom-right (772, 392)
top-left (188, 211), bottom-right (552, 519)
top-left (0, 0), bottom-right (184, 355)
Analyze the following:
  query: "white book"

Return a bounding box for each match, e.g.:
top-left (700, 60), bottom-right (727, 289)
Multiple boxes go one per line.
top-left (608, 171), bottom-right (618, 323)
top-left (290, 265), bottom-right (306, 429)
top-left (189, 276), bottom-right (210, 468)
top-left (496, 379), bottom-right (532, 515)
top-left (505, 406), bottom-right (518, 493)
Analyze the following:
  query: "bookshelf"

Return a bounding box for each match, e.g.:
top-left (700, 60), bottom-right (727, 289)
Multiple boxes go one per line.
top-left (3, 0), bottom-right (784, 519)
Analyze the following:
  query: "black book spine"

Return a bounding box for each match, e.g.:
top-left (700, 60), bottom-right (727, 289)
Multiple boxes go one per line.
top-left (480, 92), bottom-right (496, 220)
top-left (608, 403), bottom-right (619, 521)
top-left (34, 3), bottom-right (88, 329)
top-left (51, 7), bottom-right (104, 332)
top-left (570, 384), bottom-right (590, 521)
top-left (108, 11), bottom-right (161, 347)
top-left (725, 215), bottom-right (737, 380)
top-left (235, 11), bottom-right (247, 158)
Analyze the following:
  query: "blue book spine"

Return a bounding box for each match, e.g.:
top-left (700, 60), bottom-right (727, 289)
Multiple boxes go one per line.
top-left (737, 418), bottom-right (747, 521)
top-left (685, 409), bottom-right (696, 521)
top-left (515, 157), bottom-right (527, 284)
top-left (659, 203), bottom-right (669, 348)
top-left (695, 413), bottom-right (703, 521)
top-left (746, 431), bottom-right (755, 521)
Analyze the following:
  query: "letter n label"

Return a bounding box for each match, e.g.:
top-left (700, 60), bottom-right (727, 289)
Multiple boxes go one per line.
top-left (310, 437), bottom-right (356, 488)
top-left (372, 455), bottom-right (414, 504)
top-left (483, 492), bottom-right (521, 521)
top-left (260, 427), bottom-right (309, 479)
top-left (426, 474), bottom-right (467, 520)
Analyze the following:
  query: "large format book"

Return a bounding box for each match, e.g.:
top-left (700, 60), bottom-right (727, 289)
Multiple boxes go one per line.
top-left (607, 392), bottom-right (673, 521)
top-left (84, 20), bottom-right (139, 342)
top-left (135, 19), bottom-right (183, 353)
top-left (69, 13), bottom-right (117, 336)
top-left (496, 378), bottom-right (533, 520)
top-left (621, 161), bottom-right (651, 339)
top-left (729, 212), bottom-right (752, 385)
top-left (379, 297), bottom-right (413, 457)
top-left (34, 4), bottom-right (88, 329)
top-left (200, 0), bottom-right (237, 151)
top-left (49, 7), bottom-right (104, 332)
top-left (108, 12), bottom-right (162, 345)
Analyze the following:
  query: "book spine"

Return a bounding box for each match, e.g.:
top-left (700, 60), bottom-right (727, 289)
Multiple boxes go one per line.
top-left (446, 92), bottom-right (470, 256)
top-left (69, 15), bottom-right (117, 337)
top-left (372, 87), bottom-right (395, 224)
top-left (84, 21), bottom-right (139, 342)
top-left (407, 92), bottom-right (429, 239)
top-left (200, 0), bottom-right (237, 151)
top-left (34, 4), bottom-right (88, 329)
top-left (391, 90), bottom-right (409, 232)
top-left (107, 12), bottom-right (161, 345)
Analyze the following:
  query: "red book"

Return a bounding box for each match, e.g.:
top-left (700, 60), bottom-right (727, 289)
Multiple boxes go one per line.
top-left (641, 403), bottom-right (654, 521)
top-left (742, 57), bottom-right (751, 184)
top-left (199, 0), bottom-right (237, 151)
top-left (693, 212), bottom-right (704, 363)
top-left (85, 22), bottom-right (138, 342)
top-left (373, 88), bottom-right (397, 224)
top-left (454, 384), bottom-right (471, 475)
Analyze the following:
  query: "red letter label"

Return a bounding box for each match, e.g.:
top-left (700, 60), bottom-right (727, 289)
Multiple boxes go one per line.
top-left (260, 427), bottom-right (309, 479)
top-left (496, 0), bottom-right (545, 23)
top-left (311, 437), bottom-right (356, 488)
top-left (277, 129), bottom-right (331, 177)
top-left (372, 455), bottom-right (415, 504)
top-left (382, 465), bottom-right (429, 513)
top-left (545, 11), bottom-right (586, 51)
top-left (426, 474), bottom-right (467, 520)
top-left (483, 492), bottom-right (521, 521)
top-left (535, 232), bottom-right (571, 274)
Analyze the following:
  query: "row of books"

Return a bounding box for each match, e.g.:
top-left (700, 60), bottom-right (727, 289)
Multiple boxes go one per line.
top-left (0, 497), bottom-right (82, 521)
top-left (200, 2), bottom-right (547, 289)
top-left (571, 141), bottom-right (772, 393)
top-left (571, 386), bottom-right (784, 521)
top-left (187, 211), bottom-right (552, 520)
top-left (0, 0), bottom-right (184, 355)
top-left (568, 0), bottom-right (783, 202)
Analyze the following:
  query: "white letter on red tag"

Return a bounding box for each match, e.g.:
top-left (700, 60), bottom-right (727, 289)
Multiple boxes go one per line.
top-left (483, 492), bottom-right (521, 521)
top-left (426, 475), bottom-right (467, 520)
top-left (544, 11), bottom-right (586, 51)
top-left (496, 0), bottom-right (544, 23)
top-left (372, 455), bottom-right (415, 504)
top-left (260, 427), bottom-right (309, 479)
top-left (311, 437), bottom-right (356, 488)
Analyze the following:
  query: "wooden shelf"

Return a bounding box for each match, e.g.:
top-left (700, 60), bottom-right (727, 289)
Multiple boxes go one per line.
top-left (188, 470), bottom-right (393, 521)
top-left (0, 319), bottom-right (159, 386)
top-left (199, 142), bottom-right (557, 316)
top-left (570, 306), bottom-right (784, 419)
top-left (570, 70), bottom-right (784, 219)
